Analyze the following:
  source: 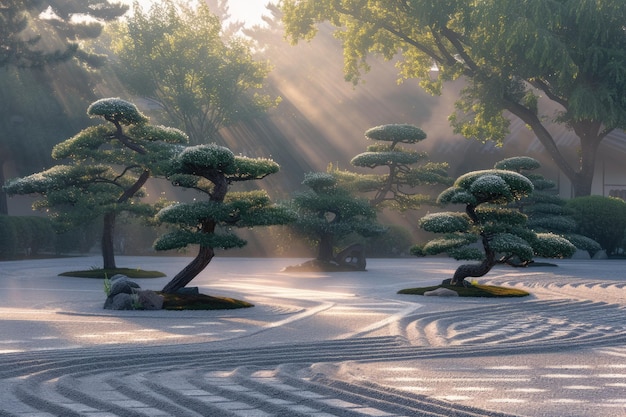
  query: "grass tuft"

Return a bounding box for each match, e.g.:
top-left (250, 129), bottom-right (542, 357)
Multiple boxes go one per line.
top-left (398, 283), bottom-right (530, 298)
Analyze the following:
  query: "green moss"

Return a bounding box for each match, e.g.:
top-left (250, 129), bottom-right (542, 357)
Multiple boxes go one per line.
top-left (398, 283), bottom-right (530, 298)
top-left (59, 268), bottom-right (166, 278)
top-left (159, 293), bottom-right (254, 310)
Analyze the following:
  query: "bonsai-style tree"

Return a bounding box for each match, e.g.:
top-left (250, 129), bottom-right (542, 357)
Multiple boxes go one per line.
top-left (154, 144), bottom-right (294, 294)
top-left (286, 172), bottom-right (386, 270)
top-left (4, 98), bottom-right (188, 269)
top-left (333, 124), bottom-right (451, 210)
top-left (495, 156), bottom-right (601, 256)
top-left (414, 169), bottom-right (575, 286)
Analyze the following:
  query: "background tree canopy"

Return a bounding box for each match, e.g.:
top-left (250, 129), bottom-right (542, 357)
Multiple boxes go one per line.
top-left (109, 0), bottom-right (277, 145)
top-left (280, 0), bottom-right (626, 197)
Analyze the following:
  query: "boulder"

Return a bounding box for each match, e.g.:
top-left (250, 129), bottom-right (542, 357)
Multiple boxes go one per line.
top-left (138, 290), bottom-right (164, 310)
top-left (109, 277), bottom-right (141, 297)
top-left (104, 293), bottom-right (134, 310)
top-left (335, 243), bottom-right (366, 271)
top-left (423, 287), bottom-right (459, 297)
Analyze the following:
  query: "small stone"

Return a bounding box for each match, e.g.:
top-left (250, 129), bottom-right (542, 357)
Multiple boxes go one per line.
top-left (423, 287), bottom-right (459, 297)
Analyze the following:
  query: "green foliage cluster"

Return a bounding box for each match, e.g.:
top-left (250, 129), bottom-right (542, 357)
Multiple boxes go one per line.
top-left (567, 196), bottom-right (626, 256)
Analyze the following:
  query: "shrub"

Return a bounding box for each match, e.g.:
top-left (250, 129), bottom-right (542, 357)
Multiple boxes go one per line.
top-left (566, 196), bottom-right (626, 255)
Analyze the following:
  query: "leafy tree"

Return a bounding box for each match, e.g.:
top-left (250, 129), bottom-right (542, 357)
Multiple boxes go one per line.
top-left (567, 196), bottom-right (626, 256)
top-left (154, 144), bottom-right (294, 293)
top-left (281, 0), bottom-right (626, 197)
top-left (333, 123), bottom-right (450, 210)
top-left (108, 0), bottom-right (276, 145)
top-left (414, 169), bottom-right (575, 286)
top-left (0, 0), bottom-right (127, 214)
top-left (287, 172), bottom-right (386, 269)
top-left (495, 156), bottom-right (601, 256)
top-left (4, 98), bottom-right (188, 269)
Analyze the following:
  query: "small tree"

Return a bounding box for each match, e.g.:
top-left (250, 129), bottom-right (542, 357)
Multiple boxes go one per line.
top-left (495, 156), bottom-right (601, 256)
top-left (154, 144), bottom-right (293, 294)
top-left (334, 124), bottom-right (450, 210)
top-left (414, 169), bottom-right (575, 286)
top-left (288, 172), bottom-right (386, 269)
top-left (4, 98), bottom-right (188, 269)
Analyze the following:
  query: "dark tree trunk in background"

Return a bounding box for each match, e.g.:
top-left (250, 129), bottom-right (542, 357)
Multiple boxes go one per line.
top-left (317, 233), bottom-right (335, 262)
top-left (102, 211), bottom-right (116, 269)
top-left (0, 162), bottom-right (8, 215)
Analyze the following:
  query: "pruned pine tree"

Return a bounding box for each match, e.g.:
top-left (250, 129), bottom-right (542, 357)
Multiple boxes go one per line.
top-left (332, 123), bottom-right (451, 211)
top-left (289, 172), bottom-right (386, 269)
top-left (4, 98), bottom-right (188, 269)
top-left (495, 156), bottom-right (601, 256)
top-left (414, 169), bottom-right (575, 286)
top-left (154, 144), bottom-right (294, 293)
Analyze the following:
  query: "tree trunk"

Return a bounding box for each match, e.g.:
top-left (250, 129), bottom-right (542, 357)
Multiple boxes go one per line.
top-left (102, 211), bottom-right (116, 270)
top-left (505, 100), bottom-right (605, 197)
top-left (317, 233), bottom-right (335, 262)
top-left (450, 205), bottom-right (496, 286)
top-left (162, 245), bottom-right (215, 293)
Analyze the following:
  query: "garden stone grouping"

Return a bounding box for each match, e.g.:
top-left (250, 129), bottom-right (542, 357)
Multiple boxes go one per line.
top-left (103, 274), bottom-right (163, 310)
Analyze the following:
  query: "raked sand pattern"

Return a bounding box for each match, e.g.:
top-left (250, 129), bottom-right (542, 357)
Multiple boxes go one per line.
top-left (0, 257), bottom-right (625, 416)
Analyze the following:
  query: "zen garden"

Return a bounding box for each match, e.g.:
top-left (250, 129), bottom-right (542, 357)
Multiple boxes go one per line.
top-left (2, 2), bottom-right (626, 417)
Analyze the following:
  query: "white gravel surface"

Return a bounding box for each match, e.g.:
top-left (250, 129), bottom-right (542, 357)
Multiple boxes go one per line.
top-left (0, 256), bottom-right (625, 416)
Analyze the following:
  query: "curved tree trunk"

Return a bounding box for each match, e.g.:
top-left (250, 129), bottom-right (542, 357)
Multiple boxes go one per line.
top-left (449, 205), bottom-right (497, 286)
top-left (161, 245), bottom-right (215, 294)
top-left (102, 211), bottom-right (116, 270)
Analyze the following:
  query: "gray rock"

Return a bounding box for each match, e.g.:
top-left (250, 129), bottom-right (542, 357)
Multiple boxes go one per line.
top-left (176, 287), bottom-right (199, 295)
top-left (103, 293), bottom-right (134, 310)
top-left (109, 277), bottom-right (141, 297)
top-left (138, 290), bottom-right (164, 310)
top-left (423, 287), bottom-right (459, 297)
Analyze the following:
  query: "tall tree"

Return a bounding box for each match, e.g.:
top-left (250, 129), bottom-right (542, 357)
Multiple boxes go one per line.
top-left (5, 98), bottom-right (188, 269)
top-left (280, 0), bottom-right (626, 197)
top-left (154, 144), bottom-right (293, 293)
top-left (0, 0), bottom-right (128, 214)
top-left (108, 0), bottom-right (276, 145)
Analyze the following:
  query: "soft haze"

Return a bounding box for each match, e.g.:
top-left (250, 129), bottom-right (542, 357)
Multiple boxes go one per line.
top-left (227, 0), bottom-right (268, 26)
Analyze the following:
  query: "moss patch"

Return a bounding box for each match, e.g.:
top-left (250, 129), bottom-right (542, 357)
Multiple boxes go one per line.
top-left (159, 293), bottom-right (254, 310)
top-left (59, 268), bottom-right (166, 279)
top-left (398, 283), bottom-right (530, 298)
